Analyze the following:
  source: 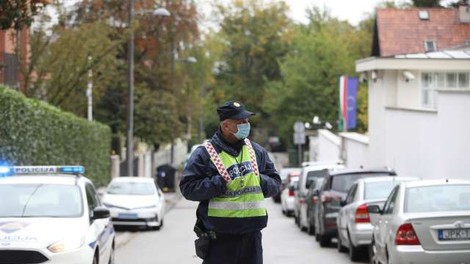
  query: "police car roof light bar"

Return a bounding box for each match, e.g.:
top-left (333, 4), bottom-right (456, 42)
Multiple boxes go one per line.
top-left (0, 166), bottom-right (85, 177)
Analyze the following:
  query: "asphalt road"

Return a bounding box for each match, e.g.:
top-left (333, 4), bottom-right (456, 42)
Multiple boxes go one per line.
top-left (114, 193), bottom-right (365, 264)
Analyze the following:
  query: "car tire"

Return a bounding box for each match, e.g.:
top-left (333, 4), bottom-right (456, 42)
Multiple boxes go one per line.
top-left (151, 219), bottom-right (163, 231)
top-left (295, 215), bottom-right (300, 227)
top-left (92, 253), bottom-right (98, 264)
top-left (319, 234), bottom-right (331, 247)
top-left (337, 235), bottom-right (347, 253)
top-left (108, 245), bottom-right (115, 264)
top-left (307, 222), bottom-right (315, 235)
top-left (369, 238), bottom-right (378, 264)
top-left (348, 232), bottom-right (362, 262)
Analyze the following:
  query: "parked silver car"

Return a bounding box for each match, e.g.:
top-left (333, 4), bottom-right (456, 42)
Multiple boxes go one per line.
top-left (337, 176), bottom-right (420, 262)
top-left (368, 179), bottom-right (470, 264)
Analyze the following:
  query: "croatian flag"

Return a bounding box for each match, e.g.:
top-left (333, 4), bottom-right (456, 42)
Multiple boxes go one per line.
top-left (339, 75), bottom-right (358, 131)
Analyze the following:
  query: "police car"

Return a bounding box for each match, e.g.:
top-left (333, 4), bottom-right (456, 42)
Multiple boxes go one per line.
top-left (0, 165), bottom-right (115, 264)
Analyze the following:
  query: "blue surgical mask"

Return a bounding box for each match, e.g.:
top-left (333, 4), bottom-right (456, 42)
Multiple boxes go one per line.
top-left (234, 123), bottom-right (251, 140)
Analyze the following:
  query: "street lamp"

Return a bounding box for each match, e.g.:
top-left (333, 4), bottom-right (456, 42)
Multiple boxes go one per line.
top-left (127, 1), bottom-right (170, 176)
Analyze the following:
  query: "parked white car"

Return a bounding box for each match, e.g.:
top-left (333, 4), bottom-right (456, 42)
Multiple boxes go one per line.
top-left (368, 179), bottom-right (470, 264)
top-left (0, 165), bottom-right (115, 264)
top-left (281, 174), bottom-right (299, 216)
top-left (294, 161), bottom-right (344, 231)
top-left (102, 177), bottom-right (165, 230)
top-left (337, 176), bottom-right (420, 261)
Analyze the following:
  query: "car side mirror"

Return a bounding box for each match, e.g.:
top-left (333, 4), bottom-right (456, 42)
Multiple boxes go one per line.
top-left (339, 199), bottom-right (347, 207)
top-left (92, 206), bottom-right (110, 220)
top-left (306, 180), bottom-right (315, 189)
top-left (367, 205), bottom-right (382, 215)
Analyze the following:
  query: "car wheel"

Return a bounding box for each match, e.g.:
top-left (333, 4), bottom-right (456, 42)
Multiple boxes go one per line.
top-left (92, 253), bottom-right (98, 264)
top-left (294, 214), bottom-right (300, 227)
top-left (307, 222), bottom-right (315, 235)
top-left (319, 234), bottom-right (331, 247)
top-left (108, 245), bottom-right (115, 264)
top-left (337, 235), bottom-right (347, 253)
top-left (369, 238), bottom-right (378, 264)
top-left (348, 232), bottom-right (362, 262)
top-left (151, 219), bottom-right (163, 231)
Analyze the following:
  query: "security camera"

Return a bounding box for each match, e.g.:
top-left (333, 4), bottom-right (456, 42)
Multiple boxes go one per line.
top-left (325, 122), bottom-right (333, 130)
top-left (360, 73), bottom-right (367, 83)
top-left (403, 71), bottom-right (415, 82)
top-left (313, 116), bottom-right (320, 125)
top-left (371, 71), bottom-right (378, 82)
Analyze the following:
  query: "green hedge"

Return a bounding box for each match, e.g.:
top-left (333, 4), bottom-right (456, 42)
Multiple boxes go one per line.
top-left (0, 86), bottom-right (112, 187)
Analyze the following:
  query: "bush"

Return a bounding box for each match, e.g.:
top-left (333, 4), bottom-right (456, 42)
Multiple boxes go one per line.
top-left (0, 86), bottom-right (111, 186)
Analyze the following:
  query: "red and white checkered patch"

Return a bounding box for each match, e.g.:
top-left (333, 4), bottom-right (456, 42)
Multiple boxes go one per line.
top-left (244, 139), bottom-right (259, 177)
top-left (204, 142), bottom-right (232, 183)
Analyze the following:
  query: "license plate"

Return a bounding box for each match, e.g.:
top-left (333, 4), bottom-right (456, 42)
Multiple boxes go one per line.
top-left (118, 213), bottom-right (138, 219)
top-left (438, 229), bottom-right (470, 241)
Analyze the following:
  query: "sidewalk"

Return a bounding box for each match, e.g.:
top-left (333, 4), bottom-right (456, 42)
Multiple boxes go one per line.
top-left (115, 190), bottom-right (183, 248)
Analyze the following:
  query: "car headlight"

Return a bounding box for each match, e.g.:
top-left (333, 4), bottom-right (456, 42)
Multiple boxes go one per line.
top-left (48, 235), bottom-right (85, 253)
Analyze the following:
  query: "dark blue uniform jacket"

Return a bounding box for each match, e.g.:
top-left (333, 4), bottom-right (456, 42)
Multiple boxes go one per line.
top-left (179, 131), bottom-right (281, 234)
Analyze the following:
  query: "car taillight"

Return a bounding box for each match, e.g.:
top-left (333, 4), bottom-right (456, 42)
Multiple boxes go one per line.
top-left (288, 189), bottom-right (295, 196)
top-left (354, 204), bottom-right (370, 223)
top-left (312, 196), bottom-right (318, 204)
top-left (395, 223), bottom-right (420, 245)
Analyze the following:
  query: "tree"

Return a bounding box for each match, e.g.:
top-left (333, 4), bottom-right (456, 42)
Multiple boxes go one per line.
top-left (29, 0), bottom-right (201, 148)
top-left (264, 7), bottom-right (372, 148)
top-left (412, 0), bottom-right (442, 7)
top-left (0, 0), bottom-right (50, 30)
top-left (213, 0), bottom-right (292, 115)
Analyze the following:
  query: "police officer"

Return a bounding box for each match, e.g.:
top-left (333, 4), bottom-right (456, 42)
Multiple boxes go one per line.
top-left (180, 100), bottom-right (281, 264)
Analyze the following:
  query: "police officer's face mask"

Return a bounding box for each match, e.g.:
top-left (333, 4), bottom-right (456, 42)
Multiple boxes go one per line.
top-left (233, 123), bottom-right (251, 140)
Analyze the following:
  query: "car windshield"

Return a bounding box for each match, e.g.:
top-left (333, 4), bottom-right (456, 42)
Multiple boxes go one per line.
top-left (405, 184), bottom-right (470, 213)
top-left (331, 173), bottom-right (392, 192)
top-left (365, 181), bottom-right (400, 200)
top-left (107, 182), bottom-right (155, 195)
top-left (0, 184), bottom-right (83, 217)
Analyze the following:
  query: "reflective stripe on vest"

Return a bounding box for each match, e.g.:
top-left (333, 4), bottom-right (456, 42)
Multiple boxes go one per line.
top-left (204, 141), bottom-right (266, 218)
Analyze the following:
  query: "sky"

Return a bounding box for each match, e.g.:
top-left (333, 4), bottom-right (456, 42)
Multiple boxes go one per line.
top-left (287, 0), bottom-right (455, 25)
top-left (197, 0), bottom-right (456, 27)
top-left (287, 0), bottom-right (385, 25)
top-left (57, 0), bottom-right (456, 28)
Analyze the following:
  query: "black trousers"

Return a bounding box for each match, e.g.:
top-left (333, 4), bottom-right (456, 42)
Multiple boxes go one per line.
top-left (202, 231), bottom-right (263, 264)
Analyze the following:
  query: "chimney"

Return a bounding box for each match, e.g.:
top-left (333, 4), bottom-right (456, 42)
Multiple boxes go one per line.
top-left (460, 1), bottom-right (470, 23)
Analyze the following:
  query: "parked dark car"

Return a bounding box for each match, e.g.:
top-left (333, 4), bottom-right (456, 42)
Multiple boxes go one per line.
top-left (305, 177), bottom-right (324, 235)
top-left (314, 167), bottom-right (396, 247)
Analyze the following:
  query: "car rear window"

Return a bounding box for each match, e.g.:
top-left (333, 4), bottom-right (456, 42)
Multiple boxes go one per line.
top-left (331, 173), bottom-right (392, 192)
top-left (365, 181), bottom-right (399, 200)
top-left (405, 184), bottom-right (470, 213)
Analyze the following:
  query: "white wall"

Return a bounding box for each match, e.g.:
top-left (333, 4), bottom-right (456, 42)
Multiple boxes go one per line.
top-left (397, 70), bottom-right (420, 108)
top-left (367, 71), bottom-right (395, 167)
top-left (369, 90), bottom-right (470, 180)
top-left (339, 133), bottom-right (369, 168)
top-left (317, 129), bottom-right (341, 161)
top-left (437, 90), bottom-right (470, 180)
top-left (384, 107), bottom-right (439, 178)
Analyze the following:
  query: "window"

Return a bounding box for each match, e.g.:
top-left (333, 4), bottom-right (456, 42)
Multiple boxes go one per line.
top-left (86, 184), bottom-right (99, 214)
top-left (424, 40), bottom-right (436, 52)
top-left (418, 10), bottom-right (429, 20)
top-left (345, 184), bottom-right (357, 204)
top-left (382, 186), bottom-right (399, 215)
top-left (421, 71), bottom-right (470, 108)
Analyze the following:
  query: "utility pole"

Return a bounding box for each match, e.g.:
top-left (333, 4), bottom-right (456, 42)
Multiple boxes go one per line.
top-left (87, 56), bottom-right (93, 121)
